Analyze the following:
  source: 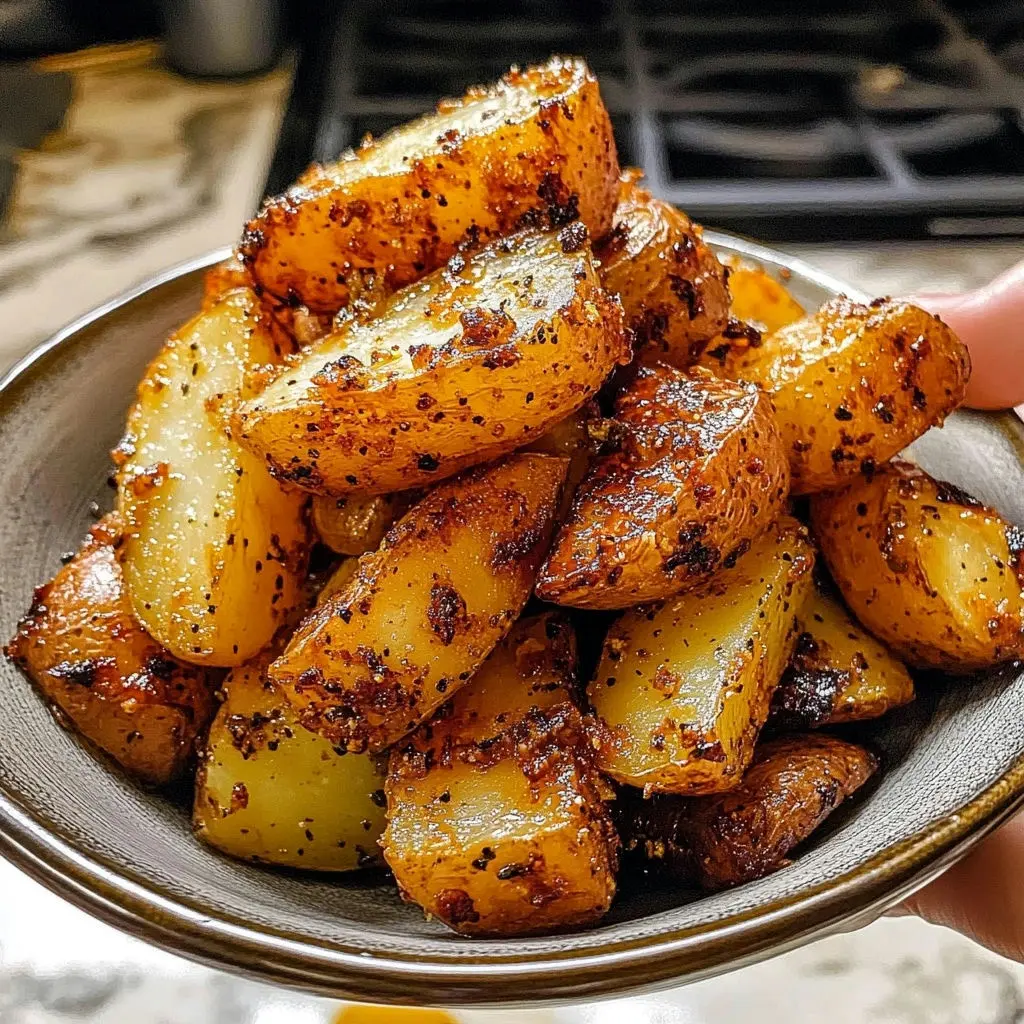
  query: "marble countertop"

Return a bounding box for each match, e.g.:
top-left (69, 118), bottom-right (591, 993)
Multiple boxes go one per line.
top-left (2, 41), bottom-right (1024, 1024)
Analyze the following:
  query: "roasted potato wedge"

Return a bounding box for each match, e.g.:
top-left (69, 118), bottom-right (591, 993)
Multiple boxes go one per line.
top-left (269, 453), bottom-right (569, 752)
top-left (697, 297), bottom-right (971, 494)
top-left (233, 229), bottom-right (628, 497)
top-left (595, 175), bottom-right (729, 367)
top-left (115, 289), bottom-right (309, 666)
top-left (811, 460), bottom-right (1024, 671)
top-left (590, 516), bottom-right (814, 794)
top-left (620, 734), bottom-right (877, 889)
top-left (242, 57), bottom-right (619, 312)
top-left (4, 516), bottom-right (215, 785)
top-left (721, 261), bottom-right (805, 334)
top-left (194, 646), bottom-right (387, 872)
top-left (311, 492), bottom-right (415, 557)
top-left (383, 613), bottom-right (618, 936)
top-left (770, 583), bottom-right (914, 729)
top-left (525, 402), bottom-right (599, 517)
top-left (536, 364), bottom-right (790, 609)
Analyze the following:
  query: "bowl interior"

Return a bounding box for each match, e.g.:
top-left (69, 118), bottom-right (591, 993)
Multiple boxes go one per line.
top-left (1, 238), bottom-right (1023, 1004)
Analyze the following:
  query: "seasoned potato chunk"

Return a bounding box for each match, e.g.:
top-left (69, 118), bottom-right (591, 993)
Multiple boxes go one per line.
top-left (620, 734), bottom-right (877, 889)
top-left (233, 230), bottom-right (628, 497)
top-left (770, 583), bottom-right (914, 729)
top-left (537, 365), bottom-right (790, 609)
top-left (590, 517), bottom-right (814, 794)
top-left (697, 297), bottom-right (971, 494)
top-left (525, 402), bottom-right (599, 516)
top-left (312, 492), bottom-right (414, 556)
top-left (4, 517), bottom-right (215, 785)
top-left (194, 647), bottom-right (387, 872)
top-left (115, 289), bottom-right (309, 666)
top-left (721, 262), bottom-right (805, 334)
top-left (595, 175), bottom-right (729, 367)
top-left (383, 613), bottom-right (618, 936)
top-left (242, 57), bottom-right (619, 312)
top-left (811, 460), bottom-right (1024, 671)
top-left (269, 453), bottom-right (568, 752)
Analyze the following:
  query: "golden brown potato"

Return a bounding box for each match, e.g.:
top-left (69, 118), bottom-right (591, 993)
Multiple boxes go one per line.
top-left (269, 453), bottom-right (568, 752)
top-left (524, 402), bottom-right (599, 517)
top-left (697, 297), bottom-right (971, 494)
top-left (383, 613), bottom-right (618, 936)
top-left (770, 583), bottom-right (915, 729)
top-left (536, 364), bottom-right (790, 609)
top-left (722, 262), bottom-right (806, 334)
top-left (242, 57), bottom-right (619, 313)
top-left (589, 516), bottom-right (815, 795)
top-left (115, 289), bottom-right (309, 666)
top-left (311, 492), bottom-right (415, 557)
top-left (233, 229), bottom-right (628, 497)
top-left (4, 517), bottom-right (215, 785)
top-left (194, 646), bottom-right (387, 872)
top-left (620, 734), bottom-right (878, 889)
top-left (595, 175), bottom-right (729, 367)
top-left (811, 460), bottom-right (1024, 671)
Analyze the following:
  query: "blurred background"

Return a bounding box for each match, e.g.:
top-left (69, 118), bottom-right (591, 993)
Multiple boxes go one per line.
top-left (0, 2), bottom-right (1022, 1021)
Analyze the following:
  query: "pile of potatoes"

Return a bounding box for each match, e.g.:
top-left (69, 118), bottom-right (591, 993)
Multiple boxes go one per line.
top-left (8, 57), bottom-right (1024, 938)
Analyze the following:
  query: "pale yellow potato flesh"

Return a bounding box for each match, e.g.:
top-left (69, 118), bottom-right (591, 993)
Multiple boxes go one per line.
top-left (116, 289), bottom-right (309, 666)
top-left (383, 614), bottom-right (618, 936)
top-left (590, 516), bottom-right (815, 795)
top-left (194, 648), bottom-right (387, 871)
top-left (269, 453), bottom-right (569, 752)
top-left (233, 230), bottom-right (627, 497)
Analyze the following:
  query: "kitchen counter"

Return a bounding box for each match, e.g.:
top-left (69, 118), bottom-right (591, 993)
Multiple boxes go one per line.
top-left (1, 42), bottom-right (1023, 1024)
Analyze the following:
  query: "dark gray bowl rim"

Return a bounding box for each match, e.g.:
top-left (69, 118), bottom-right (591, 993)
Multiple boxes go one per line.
top-left (3, 237), bottom-right (1024, 1007)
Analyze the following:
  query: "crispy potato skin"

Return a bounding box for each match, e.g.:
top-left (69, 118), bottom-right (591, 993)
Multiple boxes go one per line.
top-left (536, 364), bottom-right (790, 609)
top-left (596, 176), bottom-right (729, 367)
top-left (384, 614), bottom-right (618, 936)
top-left (589, 517), bottom-right (815, 794)
top-left (194, 645), bottom-right (387, 871)
top-left (269, 454), bottom-right (569, 752)
top-left (770, 583), bottom-right (914, 729)
top-left (621, 734), bottom-right (877, 889)
top-left (311, 492), bottom-right (415, 556)
top-left (698, 297), bottom-right (971, 494)
top-left (242, 58), bottom-right (619, 312)
top-left (811, 460), bottom-right (1024, 671)
top-left (4, 517), bottom-right (215, 785)
top-left (233, 230), bottom-right (628, 497)
top-left (115, 289), bottom-right (310, 666)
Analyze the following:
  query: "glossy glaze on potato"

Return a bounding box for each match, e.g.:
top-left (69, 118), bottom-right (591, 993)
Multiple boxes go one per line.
top-left (595, 175), bottom-right (729, 367)
top-left (811, 460), bottom-right (1024, 671)
top-left (384, 613), bottom-right (618, 936)
top-left (589, 517), bottom-right (815, 794)
top-left (194, 646), bottom-right (387, 871)
top-left (537, 364), bottom-right (790, 609)
top-left (241, 57), bottom-right (619, 313)
top-left (5, 516), bottom-right (216, 785)
top-left (269, 454), bottom-right (568, 752)
top-left (233, 229), bottom-right (628, 497)
top-left (770, 584), bottom-right (915, 729)
top-left (698, 297), bottom-right (971, 494)
top-left (312, 492), bottom-right (415, 557)
top-left (620, 734), bottom-right (877, 889)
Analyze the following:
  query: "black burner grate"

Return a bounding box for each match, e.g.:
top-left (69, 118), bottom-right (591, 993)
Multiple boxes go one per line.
top-left (268, 0), bottom-right (1024, 240)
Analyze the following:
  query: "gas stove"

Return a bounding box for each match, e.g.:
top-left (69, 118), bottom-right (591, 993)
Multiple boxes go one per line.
top-left (268, 0), bottom-right (1024, 240)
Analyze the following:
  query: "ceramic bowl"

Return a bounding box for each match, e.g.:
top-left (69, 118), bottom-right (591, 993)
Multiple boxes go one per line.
top-left (2, 234), bottom-right (1023, 1007)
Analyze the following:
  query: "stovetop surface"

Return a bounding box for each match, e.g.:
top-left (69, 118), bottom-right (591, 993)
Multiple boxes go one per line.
top-left (269, 0), bottom-right (1024, 240)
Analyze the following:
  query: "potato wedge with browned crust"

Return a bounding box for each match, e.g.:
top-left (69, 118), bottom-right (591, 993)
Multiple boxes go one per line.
top-left (4, 516), bottom-right (216, 785)
top-left (241, 57), bottom-right (619, 313)
top-left (620, 734), bottom-right (877, 889)
top-left (770, 583), bottom-right (914, 729)
top-left (697, 297), bottom-right (971, 494)
top-left (233, 229), bottom-right (628, 497)
top-left (115, 289), bottom-right (310, 666)
top-left (590, 516), bottom-right (814, 794)
top-left (194, 645), bottom-right (387, 872)
top-left (311, 492), bottom-right (415, 557)
top-left (595, 175), bottom-right (729, 367)
top-left (811, 460), bottom-right (1024, 671)
top-left (269, 453), bottom-right (568, 752)
top-left (384, 613), bottom-right (618, 936)
top-left (536, 364), bottom-right (790, 609)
